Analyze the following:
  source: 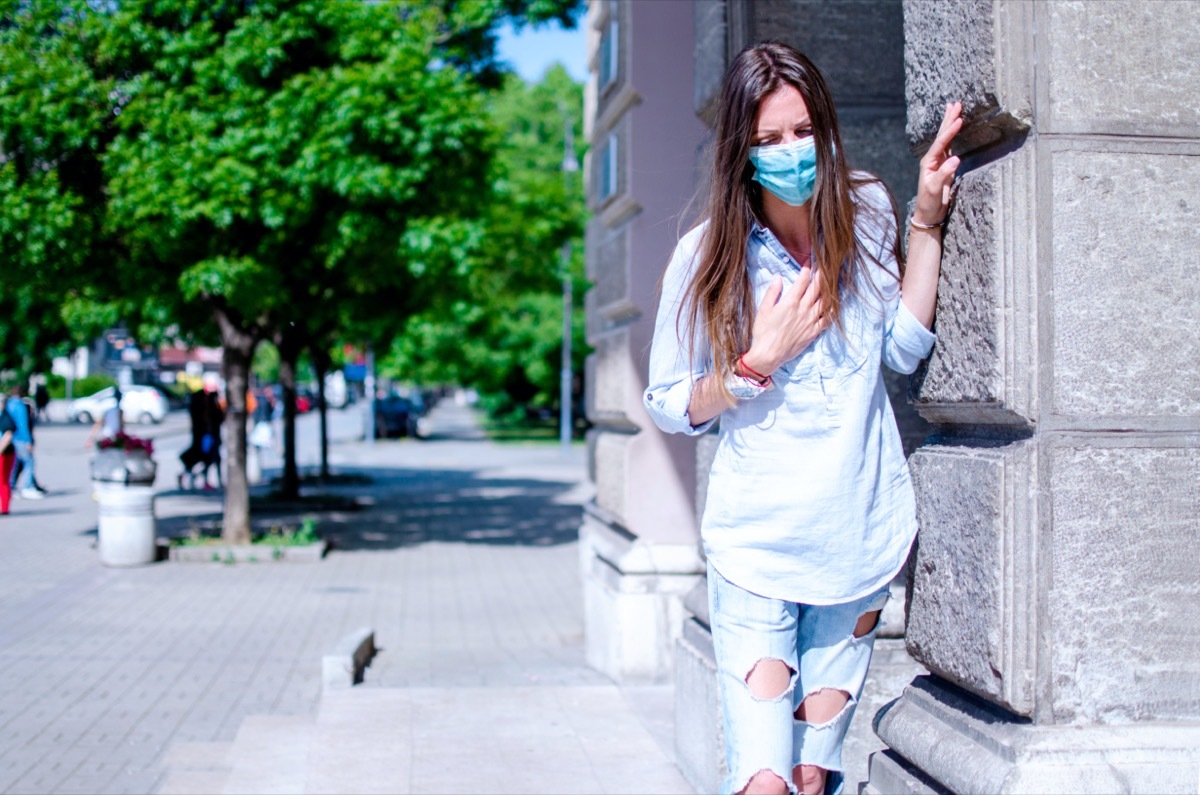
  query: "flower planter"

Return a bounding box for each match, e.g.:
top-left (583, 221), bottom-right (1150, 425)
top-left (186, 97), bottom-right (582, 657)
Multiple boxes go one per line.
top-left (92, 447), bottom-right (159, 567)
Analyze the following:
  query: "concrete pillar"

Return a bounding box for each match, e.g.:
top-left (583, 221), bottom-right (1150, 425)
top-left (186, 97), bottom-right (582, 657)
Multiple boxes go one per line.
top-left (580, 0), bottom-right (709, 684)
top-left (866, 2), bottom-right (1200, 792)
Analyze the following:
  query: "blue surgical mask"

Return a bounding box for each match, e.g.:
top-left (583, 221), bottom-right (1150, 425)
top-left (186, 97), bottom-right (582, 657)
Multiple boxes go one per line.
top-left (749, 137), bottom-right (819, 207)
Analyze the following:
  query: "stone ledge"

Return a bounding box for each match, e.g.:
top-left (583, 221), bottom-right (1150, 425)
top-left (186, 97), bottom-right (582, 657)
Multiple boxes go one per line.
top-left (167, 540), bottom-right (328, 564)
top-left (874, 676), bottom-right (1200, 794)
top-left (322, 626), bottom-right (376, 691)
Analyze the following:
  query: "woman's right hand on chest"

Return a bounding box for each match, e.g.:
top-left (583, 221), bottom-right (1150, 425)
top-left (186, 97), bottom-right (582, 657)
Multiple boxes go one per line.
top-left (743, 268), bottom-right (828, 377)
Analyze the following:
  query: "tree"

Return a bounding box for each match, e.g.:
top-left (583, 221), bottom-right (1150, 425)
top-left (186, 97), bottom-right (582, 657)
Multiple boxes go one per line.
top-left (2, 0), bottom-right (584, 538)
top-left (381, 66), bottom-right (588, 425)
top-left (0, 2), bottom-right (120, 372)
top-left (101, 0), bottom-right (581, 539)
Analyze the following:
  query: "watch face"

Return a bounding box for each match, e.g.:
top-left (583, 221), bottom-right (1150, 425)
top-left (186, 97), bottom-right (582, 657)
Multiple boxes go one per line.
top-left (725, 374), bottom-right (767, 400)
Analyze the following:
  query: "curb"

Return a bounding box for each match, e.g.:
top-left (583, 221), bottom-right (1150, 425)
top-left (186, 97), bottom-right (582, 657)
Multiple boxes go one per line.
top-left (322, 627), bottom-right (376, 691)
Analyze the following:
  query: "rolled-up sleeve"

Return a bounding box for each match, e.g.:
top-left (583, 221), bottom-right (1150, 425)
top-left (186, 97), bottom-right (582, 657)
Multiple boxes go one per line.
top-left (883, 298), bottom-right (936, 374)
top-left (857, 181), bottom-right (937, 375)
top-left (644, 231), bottom-right (717, 436)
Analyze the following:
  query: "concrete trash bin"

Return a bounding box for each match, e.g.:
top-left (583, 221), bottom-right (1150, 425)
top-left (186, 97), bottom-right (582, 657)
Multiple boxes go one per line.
top-left (96, 483), bottom-right (158, 566)
top-left (92, 448), bottom-right (158, 567)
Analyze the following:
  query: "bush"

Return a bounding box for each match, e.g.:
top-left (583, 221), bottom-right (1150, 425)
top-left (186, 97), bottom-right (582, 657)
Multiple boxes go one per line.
top-left (47, 373), bottom-right (116, 400)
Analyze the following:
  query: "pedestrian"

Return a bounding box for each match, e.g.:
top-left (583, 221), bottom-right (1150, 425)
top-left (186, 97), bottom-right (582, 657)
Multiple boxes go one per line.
top-left (197, 388), bottom-right (225, 490)
top-left (644, 42), bottom-right (960, 795)
top-left (84, 387), bottom-right (123, 448)
top-left (178, 388), bottom-right (206, 489)
top-left (6, 385), bottom-right (46, 499)
top-left (249, 386), bottom-right (275, 451)
top-left (0, 405), bottom-right (15, 515)
top-left (33, 381), bottom-right (50, 423)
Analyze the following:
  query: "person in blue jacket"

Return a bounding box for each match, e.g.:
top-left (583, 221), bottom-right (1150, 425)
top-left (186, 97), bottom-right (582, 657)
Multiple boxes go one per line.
top-left (6, 384), bottom-right (46, 499)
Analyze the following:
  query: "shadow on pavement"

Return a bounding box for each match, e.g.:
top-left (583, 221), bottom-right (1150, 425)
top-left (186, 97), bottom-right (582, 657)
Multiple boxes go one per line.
top-left (154, 464), bottom-right (582, 551)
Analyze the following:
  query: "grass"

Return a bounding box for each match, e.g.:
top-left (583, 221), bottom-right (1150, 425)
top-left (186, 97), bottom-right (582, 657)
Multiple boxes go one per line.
top-left (482, 416), bottom-right (586, 445)
top-left (171, 515), bottom-right (321, 548)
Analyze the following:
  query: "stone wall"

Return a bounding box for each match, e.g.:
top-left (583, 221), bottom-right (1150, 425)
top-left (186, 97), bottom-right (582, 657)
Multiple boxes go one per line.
top-left (868, 1), bottom-right (1200, 791)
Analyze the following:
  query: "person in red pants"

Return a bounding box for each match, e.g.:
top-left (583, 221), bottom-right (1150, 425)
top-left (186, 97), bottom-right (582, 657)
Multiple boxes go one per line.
top-left (0, 407), bottom-right (15, 515)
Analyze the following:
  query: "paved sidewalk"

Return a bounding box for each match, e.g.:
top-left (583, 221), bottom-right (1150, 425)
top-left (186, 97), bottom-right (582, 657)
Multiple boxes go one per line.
top-left (1, 401), bottom-right (668, 794)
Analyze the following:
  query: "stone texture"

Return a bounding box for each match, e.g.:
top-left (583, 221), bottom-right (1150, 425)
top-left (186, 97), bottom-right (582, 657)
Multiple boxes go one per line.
top-left (592, 430), bottom-right (631, 520)
top-left (876, 676), bottom-right (1200, 794)
top-left (840, 110), bottom-right (914, 207)
top-left (692, 0), bottom-right (727, 124)
top-left (674, 621), bottom-right (724, 795)
top-left (904, 0), bottom-right (1033, 153)
top-left (753, 0), bottom-right (904, 104)
top-left (587, 218), bottom-right (629, 313)
top-left (1050, 146), bottom-right (1200, 420)
top-left (588, 332), bottom-right (632, 420)
top-left (1048, 441), bottom-right (1200, 724)
top-left (906, 441), bottom-right (1036, 716)
top-left (912, 145), bottom-right (1037, 426)
top-left (1042, 1), bottom-right (1200, 137)
top-left (913, 161), bottom-right (1002, 411)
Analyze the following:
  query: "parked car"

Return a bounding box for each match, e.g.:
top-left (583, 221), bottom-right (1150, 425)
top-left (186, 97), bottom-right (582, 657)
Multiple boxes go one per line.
top-left (373, 392), bottom-right (419, 439)
top-left (68, 385), bottom-right (168, 425)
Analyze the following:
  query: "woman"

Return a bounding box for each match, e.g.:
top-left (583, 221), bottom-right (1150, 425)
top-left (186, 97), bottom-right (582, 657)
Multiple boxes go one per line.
top-left (644, 42), bottom-right (960, 795)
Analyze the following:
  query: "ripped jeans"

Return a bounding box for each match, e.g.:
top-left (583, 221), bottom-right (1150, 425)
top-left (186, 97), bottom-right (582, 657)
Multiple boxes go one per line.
top-left (708, 563), bottom-right (890, 795)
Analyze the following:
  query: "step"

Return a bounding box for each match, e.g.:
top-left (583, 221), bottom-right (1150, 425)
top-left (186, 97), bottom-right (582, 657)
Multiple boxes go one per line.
top-left (303, 685), bottom-right (694, 794)
top-left (223, 714), bottom-right (316, 795)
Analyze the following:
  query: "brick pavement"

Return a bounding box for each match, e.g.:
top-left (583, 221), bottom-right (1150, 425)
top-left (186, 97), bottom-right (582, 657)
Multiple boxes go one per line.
top-left (0, 401), bottom-right (606, 794)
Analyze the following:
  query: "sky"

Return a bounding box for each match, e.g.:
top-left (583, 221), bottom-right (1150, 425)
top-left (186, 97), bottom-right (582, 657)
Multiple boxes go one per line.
top-left (495, 20), bottom-right (588, 84)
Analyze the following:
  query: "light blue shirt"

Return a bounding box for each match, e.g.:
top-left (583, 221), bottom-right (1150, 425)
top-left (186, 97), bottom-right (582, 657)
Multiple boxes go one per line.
top-left (644, 181), bottom-right (936, 605)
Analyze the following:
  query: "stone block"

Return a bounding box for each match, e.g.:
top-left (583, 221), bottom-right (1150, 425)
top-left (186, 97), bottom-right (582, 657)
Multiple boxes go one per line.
top-left (692, 0), bottom-right (727, 124)
top-left (1040, 1), bottom-right (1200, 138)
top-left (906, 440), bottom-right (1036, 716)
top-left (912, 146), bottom-right (1037, 426)
top-left (592, 430), bottom-right (631, 519)
top-left (753, 0), bottom-right (904, 104)
top-left (1049, 144), bottom-right (1200, 422)
top-left (321, 627), bottom-right (375, 691)
top-left (675, 621), bottom-right (725, 795)
top-left (841, 110), bottom-right (914, 207)
top-left (580, 511), bottom-right (704, 682)
top-left (904, 0), bottom-right (1033, 154)
top-left (588, 332), bottom-right (633, 420)
top-left (873, 675), bottom-right (1200, 794)
top-left (1048, 439), bottom-right (1200, 724)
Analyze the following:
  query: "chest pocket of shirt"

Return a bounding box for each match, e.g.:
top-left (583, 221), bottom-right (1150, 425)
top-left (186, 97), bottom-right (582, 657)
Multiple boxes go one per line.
top-left (819, 293), bottom-right (876, 385)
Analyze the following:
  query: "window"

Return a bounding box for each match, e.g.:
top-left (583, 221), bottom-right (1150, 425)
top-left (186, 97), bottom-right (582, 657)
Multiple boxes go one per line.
top-left (598, 132), bottom-right (619, 202)
top-left (599, 16), bottom-right (618, 89)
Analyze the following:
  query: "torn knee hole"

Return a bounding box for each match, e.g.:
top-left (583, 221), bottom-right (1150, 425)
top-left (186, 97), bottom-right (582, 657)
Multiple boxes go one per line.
top-left (853, 609), bottom-right (881, 638)
top-left (737, 768), bottom-right (791, 795)
top-left (794, 688), bottom-right (851, 724)
top-left (744, 657), bottom-right (795, 700)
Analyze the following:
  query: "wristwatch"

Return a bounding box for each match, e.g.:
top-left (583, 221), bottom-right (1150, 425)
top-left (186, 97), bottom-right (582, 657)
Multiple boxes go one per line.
top-left (724, 372), bottom-right (773, 400)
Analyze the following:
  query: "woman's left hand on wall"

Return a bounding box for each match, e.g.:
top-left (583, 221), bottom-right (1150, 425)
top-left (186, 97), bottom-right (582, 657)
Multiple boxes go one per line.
top-left (913, 101), bottom-right (963, 226)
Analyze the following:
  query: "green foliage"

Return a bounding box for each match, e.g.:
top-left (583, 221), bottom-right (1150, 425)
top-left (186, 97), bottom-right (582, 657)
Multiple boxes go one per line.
top-left (46, 372), bottom-right (117, 400)
top-left (253, 340), bottom-right (282, 385)
top-left (0, 1), bottom-right (116, 371)
top-left (380, 66), bottom-right (589, 422)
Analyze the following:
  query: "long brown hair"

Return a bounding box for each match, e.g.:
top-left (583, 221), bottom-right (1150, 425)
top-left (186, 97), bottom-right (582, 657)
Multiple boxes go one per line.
top-left (679, 41), bottom-right (900, 398)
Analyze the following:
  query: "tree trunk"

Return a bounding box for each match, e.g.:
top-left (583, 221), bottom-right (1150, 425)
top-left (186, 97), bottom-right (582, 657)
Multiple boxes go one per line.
top-left (214, 308), bottom-right (257, 545)
top-left (313, 349), bottom-right (330, 480)
top-left (276, 329), bottom-right (301, 500)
